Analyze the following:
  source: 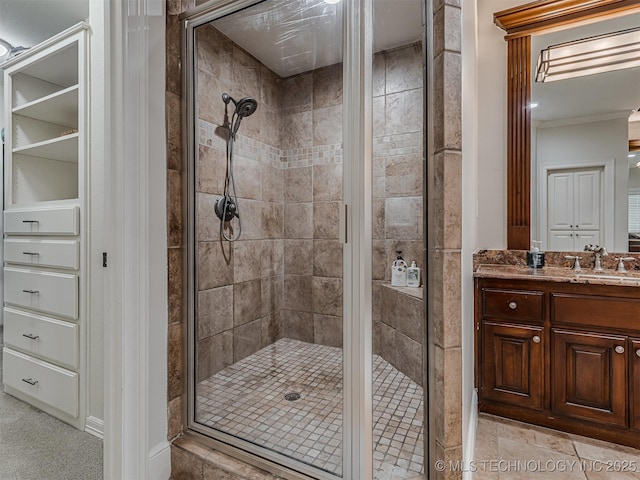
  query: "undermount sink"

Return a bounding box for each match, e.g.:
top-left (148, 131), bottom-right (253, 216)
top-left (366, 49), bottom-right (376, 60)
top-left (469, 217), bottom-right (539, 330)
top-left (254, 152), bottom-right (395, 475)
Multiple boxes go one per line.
top-left (575, 273), bottom-right (640, 285)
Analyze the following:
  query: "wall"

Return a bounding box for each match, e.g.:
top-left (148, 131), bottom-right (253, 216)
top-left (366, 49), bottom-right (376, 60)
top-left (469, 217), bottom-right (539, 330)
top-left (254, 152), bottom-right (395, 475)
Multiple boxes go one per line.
top-left (534, 117), bottom-right (630, 251)
top-left (194, 24), bottom-right (284, 382)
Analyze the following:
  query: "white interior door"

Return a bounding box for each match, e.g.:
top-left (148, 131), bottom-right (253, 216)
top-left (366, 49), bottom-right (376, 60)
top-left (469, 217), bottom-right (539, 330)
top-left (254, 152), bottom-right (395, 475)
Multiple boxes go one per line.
top-left (548, 172), bottom-right (574, 230)
top-left (574, 169), bottom-right (601, 231)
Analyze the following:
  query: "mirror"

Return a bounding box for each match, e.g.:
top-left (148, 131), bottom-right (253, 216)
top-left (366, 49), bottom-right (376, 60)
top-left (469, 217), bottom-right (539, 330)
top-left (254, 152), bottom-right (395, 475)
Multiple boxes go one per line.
top-left (530, 13), bottom-right (640, 253)
top-left (494, 0), bottom-right (640, 252)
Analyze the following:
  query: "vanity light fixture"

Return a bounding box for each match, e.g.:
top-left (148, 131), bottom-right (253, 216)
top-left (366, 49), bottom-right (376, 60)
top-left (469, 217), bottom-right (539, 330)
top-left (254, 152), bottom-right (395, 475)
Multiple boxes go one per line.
top-left (536, 26), bottom-right (640, 83)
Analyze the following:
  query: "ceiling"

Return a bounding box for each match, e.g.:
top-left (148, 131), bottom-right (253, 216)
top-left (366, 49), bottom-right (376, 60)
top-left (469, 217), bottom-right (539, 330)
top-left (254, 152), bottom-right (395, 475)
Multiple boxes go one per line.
top-left (530, 12), bottom-right (640, 124)
top-left (211, 0), bottom-right (423, 78)
top-left (0, 0), bottom-right (88, 83)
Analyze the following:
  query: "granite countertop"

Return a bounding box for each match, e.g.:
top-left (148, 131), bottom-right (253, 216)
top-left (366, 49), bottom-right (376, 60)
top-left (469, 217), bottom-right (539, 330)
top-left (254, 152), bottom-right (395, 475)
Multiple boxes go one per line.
top-left (474, 264), bottom-right (640, 287)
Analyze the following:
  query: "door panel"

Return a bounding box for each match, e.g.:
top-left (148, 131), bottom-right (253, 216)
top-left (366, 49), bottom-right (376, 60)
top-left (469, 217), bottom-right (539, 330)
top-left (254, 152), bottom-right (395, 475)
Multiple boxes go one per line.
top-left (552, 329), bottom-right (626, 426)
top-left (574, 170), bottom-right (601, 230)
top-left (481, 322), bottom-right (544, 409)
top-left (632, 338), bottom-right (640, 431)
top-left (548, 172), bottom-right (573, 230)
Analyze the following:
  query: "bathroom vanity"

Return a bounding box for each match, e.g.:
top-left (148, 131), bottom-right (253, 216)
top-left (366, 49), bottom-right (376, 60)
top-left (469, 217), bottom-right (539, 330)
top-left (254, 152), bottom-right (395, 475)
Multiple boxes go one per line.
top-left (475, 264), bottom-right (640, 448)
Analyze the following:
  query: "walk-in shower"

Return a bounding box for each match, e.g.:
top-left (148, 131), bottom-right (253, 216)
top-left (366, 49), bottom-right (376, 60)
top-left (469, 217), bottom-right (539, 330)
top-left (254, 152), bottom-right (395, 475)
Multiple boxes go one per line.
top-left (185, 1), bottom-right (426, 478)
top-left (214, 93), bottom-right (258, 241)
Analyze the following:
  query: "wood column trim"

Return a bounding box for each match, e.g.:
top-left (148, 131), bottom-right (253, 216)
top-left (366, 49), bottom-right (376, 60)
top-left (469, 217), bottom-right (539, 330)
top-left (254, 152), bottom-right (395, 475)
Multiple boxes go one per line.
top-left (507, 36), bottom-right (531, 250)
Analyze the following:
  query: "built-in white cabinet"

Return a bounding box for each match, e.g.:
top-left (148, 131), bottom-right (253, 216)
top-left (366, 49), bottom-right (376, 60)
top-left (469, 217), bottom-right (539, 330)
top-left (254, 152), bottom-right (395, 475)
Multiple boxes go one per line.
top-left (547, 168), bottom-right (602, 250)
top-left (2, 23), bottom-right (89, 431)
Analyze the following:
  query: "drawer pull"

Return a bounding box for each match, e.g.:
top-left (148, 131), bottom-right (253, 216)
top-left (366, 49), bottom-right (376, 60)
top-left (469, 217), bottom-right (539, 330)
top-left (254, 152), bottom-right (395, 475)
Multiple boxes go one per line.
top-left (22, 289), bottom-right (39, 294)
top-left (22, 333), bottom-right (40, 340)
top-left (508, 301), bottom-right (517, 310)
top-left (532, 335), bottom-right (541, 344)
top-left (21, 378), bottom-right (38, 386)
top-left (22, 252), bottom-right (40, 256)
top-left (21, 220), bottom-right (39, 224)
top-left (615, 346), bottom-right (625, 354)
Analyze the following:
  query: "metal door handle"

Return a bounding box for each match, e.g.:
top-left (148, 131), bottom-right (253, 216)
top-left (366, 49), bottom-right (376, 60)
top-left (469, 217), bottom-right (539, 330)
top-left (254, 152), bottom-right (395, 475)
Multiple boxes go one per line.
top-left (22, 333), bottom-right (39, 340)
top-left (615, 346), bottom-right (625, 354)
top-left (21, 378), bottom-right (38, 386)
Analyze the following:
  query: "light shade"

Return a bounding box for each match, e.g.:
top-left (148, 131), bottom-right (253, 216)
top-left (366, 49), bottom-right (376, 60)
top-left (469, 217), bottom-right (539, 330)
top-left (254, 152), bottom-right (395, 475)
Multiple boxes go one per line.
top-left (535, 27), bottom-right (640, 83)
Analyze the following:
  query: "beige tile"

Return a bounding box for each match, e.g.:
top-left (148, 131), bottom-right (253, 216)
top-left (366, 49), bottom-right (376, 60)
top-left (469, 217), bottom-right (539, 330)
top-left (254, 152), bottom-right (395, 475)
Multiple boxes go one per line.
top-left (313, 202), bottom-right (340, 239)
top-left (202, 464), bottom-right (235, 480)
top-left (313, 164), bottom-right (342, 202)
top-left (285, 167), bottom-right (313, 203)
top-left (314, 314), bottom-right (343, 348)
top-left (261, 165), bottom-right (283, 204)
top-left (197, 331), bottom-right (233, 382)
top-left (313, 63), bottom-right (343, 109)
top-left (261, 202), bottom-right (283, 239)
top-left (380, 285), bottom-right (398, 329)
top-left (260, 67), bottom-right (281, 111)
top-left (167, 396), bottom-right (182, 440)
top-left (167, 91), bottom-right (182, 171)
top-left (386, 43), bottom-right (423, 95)
top-left (233, 240), bottom-right (262, 283)
top-left (234, 319), bottom-right (262, 362)
top-left (432, 151), bottom-right (462, 249)
top-left (284, 239), bottom-right (313, 276)
top-left (494, 417), bottom-right (575, 457)
top-left (261, 276), bottom-right (283, 316)
top-left (283, 275), bottom-right (313, 312)
top-left (281, 73), bottom-right (313, 113)
top-left (196, 25), bottom-right (233, 81)
top-left (373, 198), bottom-right (385, 239)
top-left (284, 203), bottom-right (313, 239)
top-left (434, 4), bottom-right (461, 56)
top-left (261, 239), bottom-right (284, 278)
top-left (171, 445), bottom-right (204, 480)
top-left (442, 250), bottom-right (461, 349)
top-left (312, 276), bottom-right (342, 317)
top-left (197, 241), bottom-right (233, 290)
top-left (573, 439), bottom-right (640, 465)
top-left (234, 156), bottom-right (262, 201)
top-left (313, 105), bottom-right (343, 146)
top-left (373, 96), bottom-right (386, 138)
top-left (237, 198), bottom-right (263, 241)
top-left (433, 51), bottom-right (461, 153)
top-left (385, 197), bottom-right (423, 240)
top-left (233, 280), bottom-right (262, 326)
top-left (396, 332), bottom-right (423, 386)
top-left (168, 247), bottom-right (184, 325)
top-left (396, 293), bottom-right (424, 343)
top-left (281, 110), bottom-right (313, 151)
top-left (373, 52), bottom-right (386, 97)
top-left (442, 347), bottom-right (462, 447)
top-left (166, 16), bottom-right (182, 96)
top-left (168, 169), bottom-right (183, 247)
top-left (313, 239), bottom-right (343, 278)
top-left (385, 155), bottom-right (424, 197)
top-left (380, 322), bottom-right (397, 366)
top-left (196, 144), bottom-right (226, 195)
top-left (281, 310), bottom-right (314, 343)
top-left (261, 313), bottom-right (280, 348)
top-left (196, 69), bottom-right (226, 125)
top-left (197, 285), bottom-right (233, 339)
top-left (385, 89), bottom-right (424, 136)
top-left (168, 322), bottom-right (184, 401)
top-left (260, 109), bottom-right (281, 148)
top-left (372, 240), bottom-right (386, 281)
top-left (196, 193), bottom-right (217, 242)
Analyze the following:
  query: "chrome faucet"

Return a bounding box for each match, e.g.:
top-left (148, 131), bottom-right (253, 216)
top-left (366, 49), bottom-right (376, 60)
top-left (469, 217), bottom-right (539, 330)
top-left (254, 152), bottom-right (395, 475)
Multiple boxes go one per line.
top-left (564, 255), bottom-right (582, 271)
top-left (615, 257), bottom-right (636, 273)
top-left (584, 244), bottom-right (607, 272)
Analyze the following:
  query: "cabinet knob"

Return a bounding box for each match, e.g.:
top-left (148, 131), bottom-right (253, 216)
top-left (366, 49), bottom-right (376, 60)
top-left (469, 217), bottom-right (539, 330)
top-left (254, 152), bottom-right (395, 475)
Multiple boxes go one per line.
top-left (615, 346), bottom-right (625, 354)
top-left (508, 301), bottom-right (517, 310)
top-left (532, 335), bottom-right (541, 344)
top-left (636, 349), bottom-right (640, 358)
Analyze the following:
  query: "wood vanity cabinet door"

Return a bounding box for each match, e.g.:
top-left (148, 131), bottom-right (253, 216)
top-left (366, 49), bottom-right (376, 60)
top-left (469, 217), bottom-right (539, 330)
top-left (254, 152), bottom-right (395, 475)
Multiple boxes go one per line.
top-left (632, 339), bottom-right (640, 431)
top-left (481, 322), bottom-right (544, 409)
top-left (552, 330), bottom-right (627, 427)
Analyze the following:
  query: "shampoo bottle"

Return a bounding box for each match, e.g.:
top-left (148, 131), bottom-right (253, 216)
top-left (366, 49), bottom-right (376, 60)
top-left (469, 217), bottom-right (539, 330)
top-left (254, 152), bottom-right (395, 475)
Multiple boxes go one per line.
top-left (407, 261), bottom-right (421, 287)
top-left (391, 252), bottom-right (408, 287)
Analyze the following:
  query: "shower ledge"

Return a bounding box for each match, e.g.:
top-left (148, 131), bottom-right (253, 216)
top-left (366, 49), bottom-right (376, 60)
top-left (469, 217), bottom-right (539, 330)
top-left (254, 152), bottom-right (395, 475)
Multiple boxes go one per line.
top-left (382, 283), bottom-right (423, 299)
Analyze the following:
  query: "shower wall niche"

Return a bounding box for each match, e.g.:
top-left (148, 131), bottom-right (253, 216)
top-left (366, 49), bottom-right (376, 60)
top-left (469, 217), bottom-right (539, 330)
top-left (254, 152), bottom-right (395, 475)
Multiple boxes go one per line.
top-left (195, 27), bottom-right (423, 361)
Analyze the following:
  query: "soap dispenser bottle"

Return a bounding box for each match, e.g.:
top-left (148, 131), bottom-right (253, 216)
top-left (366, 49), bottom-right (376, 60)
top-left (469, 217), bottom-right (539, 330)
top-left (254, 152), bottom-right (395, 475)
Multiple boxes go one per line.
top-left (527, 240), bottom-right (545, 269)
top-left (391, 251), bottom-right (408, 286)
top-left (407, 261), bottom-right (421, 287)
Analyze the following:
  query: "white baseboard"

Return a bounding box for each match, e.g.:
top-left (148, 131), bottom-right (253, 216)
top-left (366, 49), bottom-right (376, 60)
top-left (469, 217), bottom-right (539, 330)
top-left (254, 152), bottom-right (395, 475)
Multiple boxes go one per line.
top-left (463, 389), bottom-right (479, 480)
top-left (85, 416), bottom-right (104, 439)
top-left (149, 441), bottom-right (171, 480)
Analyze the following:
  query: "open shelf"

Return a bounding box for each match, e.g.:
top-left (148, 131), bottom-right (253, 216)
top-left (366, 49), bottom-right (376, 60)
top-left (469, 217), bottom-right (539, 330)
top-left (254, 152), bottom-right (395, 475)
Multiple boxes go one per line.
top-left (13, 85), bottom-right (79, 127)
top-left (13, 133), bottom-right (79, 163)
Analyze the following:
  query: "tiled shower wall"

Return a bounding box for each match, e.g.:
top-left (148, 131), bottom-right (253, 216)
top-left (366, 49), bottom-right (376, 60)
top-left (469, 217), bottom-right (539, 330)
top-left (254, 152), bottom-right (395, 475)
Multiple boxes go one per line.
top-left (194, 25), bottom-right (284, 382)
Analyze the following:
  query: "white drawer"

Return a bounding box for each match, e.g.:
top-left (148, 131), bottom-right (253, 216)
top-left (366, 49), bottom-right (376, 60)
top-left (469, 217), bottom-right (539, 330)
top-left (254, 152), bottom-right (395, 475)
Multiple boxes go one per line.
top-left (4, 307), bottom-right (78, 369)
top-left (4, 267), bottom-right (78, 320)
top-left (4, 239), bottom-right (79, 270)
top-left (3, 348), bottom-right (78, 417)
top-left (4, 206), bottom-right (79, 235)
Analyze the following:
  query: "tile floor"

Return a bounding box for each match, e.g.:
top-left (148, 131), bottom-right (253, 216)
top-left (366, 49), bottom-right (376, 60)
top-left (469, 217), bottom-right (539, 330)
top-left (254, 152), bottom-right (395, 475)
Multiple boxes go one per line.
top-left (475, 413), bottom-right (640, 479)
top-left (196, 338), bottom-right (424, 479)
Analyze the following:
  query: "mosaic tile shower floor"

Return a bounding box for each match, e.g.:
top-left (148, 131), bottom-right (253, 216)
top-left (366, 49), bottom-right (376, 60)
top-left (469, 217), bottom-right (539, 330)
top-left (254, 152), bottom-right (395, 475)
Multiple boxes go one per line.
top-left (196, 338), bottom-right (424, 479)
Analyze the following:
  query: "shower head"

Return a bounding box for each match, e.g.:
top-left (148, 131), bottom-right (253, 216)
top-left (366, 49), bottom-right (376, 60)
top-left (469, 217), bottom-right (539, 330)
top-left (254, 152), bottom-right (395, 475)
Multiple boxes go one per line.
top-left (221, 93), bottom-right (258, 118)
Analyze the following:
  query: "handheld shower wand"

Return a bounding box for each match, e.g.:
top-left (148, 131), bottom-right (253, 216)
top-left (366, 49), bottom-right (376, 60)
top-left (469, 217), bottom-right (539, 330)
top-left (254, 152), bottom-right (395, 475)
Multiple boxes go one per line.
top-left (215, 93), bottom-right (258, 241)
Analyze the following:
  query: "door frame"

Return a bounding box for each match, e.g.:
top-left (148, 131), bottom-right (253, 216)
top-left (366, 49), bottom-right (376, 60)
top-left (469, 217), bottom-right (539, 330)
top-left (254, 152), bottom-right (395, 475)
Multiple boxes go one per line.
top-left (538, 159), bottom-right (614, 250)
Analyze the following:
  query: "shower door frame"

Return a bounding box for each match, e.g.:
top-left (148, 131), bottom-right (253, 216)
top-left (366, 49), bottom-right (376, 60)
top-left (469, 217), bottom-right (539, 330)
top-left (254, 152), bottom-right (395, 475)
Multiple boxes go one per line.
top-left (182, 0), bottom-right (384, 478)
